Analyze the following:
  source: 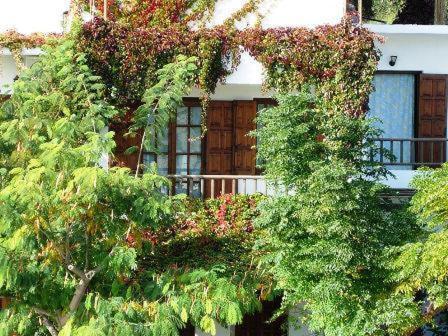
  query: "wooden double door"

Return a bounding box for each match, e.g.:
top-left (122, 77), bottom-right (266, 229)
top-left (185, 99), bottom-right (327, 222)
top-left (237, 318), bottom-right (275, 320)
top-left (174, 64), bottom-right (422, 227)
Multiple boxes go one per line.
top-left (204, 100), bottom-right (257, 197)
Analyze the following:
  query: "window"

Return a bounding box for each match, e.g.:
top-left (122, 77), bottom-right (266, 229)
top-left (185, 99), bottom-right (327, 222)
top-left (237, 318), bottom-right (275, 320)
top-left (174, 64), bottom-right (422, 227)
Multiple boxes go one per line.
top-left (143, 103), bottom-right (203, 177)
top-left (143, 131), bottom-right (169, 175)
top-left (142, 103), bottom-right (203, 197)
top-left (368, 73), bottom-right (416, 169)
top-left (174, 105), bottom-right (202, 175)
top-left (369, 74), bottom-right (416, 139)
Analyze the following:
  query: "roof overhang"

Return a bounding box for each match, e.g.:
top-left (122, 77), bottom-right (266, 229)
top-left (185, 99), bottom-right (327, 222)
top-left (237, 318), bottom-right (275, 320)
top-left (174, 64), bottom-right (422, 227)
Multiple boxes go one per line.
top-left (1, 48), bottom-right (42, 56)
top-left (365, 24), bottom-right (448, 36)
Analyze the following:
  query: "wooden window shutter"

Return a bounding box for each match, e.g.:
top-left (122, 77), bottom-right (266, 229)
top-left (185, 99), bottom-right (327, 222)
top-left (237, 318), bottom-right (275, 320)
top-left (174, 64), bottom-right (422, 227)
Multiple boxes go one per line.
top-left (417, 74), bottom-right (448, 164)
top-left (205, 101), bottom-right (234, 176)
top-left (203, 101), bottom-right (234, 197)
top-left (110, 108), bottom-right (143, 172)
top-left (0, 297), bottom-right (10, 309)
top-left (233, 101), bottom-right (257, 175)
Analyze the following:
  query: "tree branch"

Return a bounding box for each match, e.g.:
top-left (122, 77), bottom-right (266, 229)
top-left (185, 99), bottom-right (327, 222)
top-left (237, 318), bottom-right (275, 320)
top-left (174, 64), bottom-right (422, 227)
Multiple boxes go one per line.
top-left (134, 100), bottom-right (160, 178)
top-left (38, 314), bottom-right (59, 336)
top-left (67, 263), bottom-right (88, 281)
top-left (59, 247), bottom-right (117, 327)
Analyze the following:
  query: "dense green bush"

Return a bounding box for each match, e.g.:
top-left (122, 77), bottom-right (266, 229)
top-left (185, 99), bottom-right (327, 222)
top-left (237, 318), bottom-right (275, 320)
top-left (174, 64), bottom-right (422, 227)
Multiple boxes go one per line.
top-left (254, 91), bottom-right (420, 335)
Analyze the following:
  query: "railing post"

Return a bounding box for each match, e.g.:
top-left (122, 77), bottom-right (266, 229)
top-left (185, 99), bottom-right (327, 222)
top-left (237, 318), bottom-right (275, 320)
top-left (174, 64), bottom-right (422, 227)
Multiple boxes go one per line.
top-left (168, 177), bottom-right (173, 196)
top-left (430, 141), bottom-right (434, 163)
top-left (201, 178), bottom-right (205, 200)
top-left (441, 140), bottom-right (445, 164)
top-left (188, 177), bottom-right (193, 197)
top-left (379, 140), bottom-right (384, 163)
top-left (399, 140), bottom-right (404, 164)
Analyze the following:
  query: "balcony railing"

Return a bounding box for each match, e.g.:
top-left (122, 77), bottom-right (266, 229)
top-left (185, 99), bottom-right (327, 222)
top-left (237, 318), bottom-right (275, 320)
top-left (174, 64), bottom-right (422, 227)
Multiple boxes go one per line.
top-left (163, 138), bottom-right (448, 199)
top-left (371, 138), bottom-right (448, 167)
top-left (167, 175), bottom-right (271, 199)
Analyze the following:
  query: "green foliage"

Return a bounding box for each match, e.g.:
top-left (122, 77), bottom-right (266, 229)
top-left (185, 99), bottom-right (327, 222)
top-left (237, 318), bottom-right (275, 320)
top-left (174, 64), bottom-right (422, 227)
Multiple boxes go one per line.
top-left (0, 35), bottom-right (272, 334)
top-left (371, 0), bottom-right (406, 23)
top-left (61, 194), bottom-right (272, 335)
top-left (148, 194), bottom-right (267, 274)
top-left (254, 91), bottom-right (419, 335)
top-left (0, 37), bottom-right (195, 335)
top-left (361, 0), bottom-right (406, 23)
top-left (385, 165), bottom-right (448, 333)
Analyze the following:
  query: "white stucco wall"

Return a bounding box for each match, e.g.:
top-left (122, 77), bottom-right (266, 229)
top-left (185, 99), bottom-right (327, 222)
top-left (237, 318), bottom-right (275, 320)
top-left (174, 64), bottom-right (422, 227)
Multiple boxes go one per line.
top-left (368, 25), bottom-right (448, 73)
top-left (212, 0), bottom-right (345, 28)
top-left (0, 56), bottom-right (18, 94)
top-left (367, 25), bottom-right (448, 189)
top-left (0, 54), bottom-right (39, 94)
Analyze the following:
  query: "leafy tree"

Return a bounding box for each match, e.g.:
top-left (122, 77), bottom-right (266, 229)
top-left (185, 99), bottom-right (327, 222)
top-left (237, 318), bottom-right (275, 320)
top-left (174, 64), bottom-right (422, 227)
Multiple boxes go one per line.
top-left (362, 0), bottom-right (406, 23)
top-left (0, 27), bottom-right (273, 336)
top-left (254, 91), bottom-right (419, 335)
top-left (0, 33), bottom-right (197, 335)
top-left (389, 165), bottom-right (448, 334)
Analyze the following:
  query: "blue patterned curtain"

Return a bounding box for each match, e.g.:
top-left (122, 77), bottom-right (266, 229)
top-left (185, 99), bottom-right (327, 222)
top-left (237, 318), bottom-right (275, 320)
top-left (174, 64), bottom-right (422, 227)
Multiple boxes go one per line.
top-left (368, 74), bottom-right (416, 169)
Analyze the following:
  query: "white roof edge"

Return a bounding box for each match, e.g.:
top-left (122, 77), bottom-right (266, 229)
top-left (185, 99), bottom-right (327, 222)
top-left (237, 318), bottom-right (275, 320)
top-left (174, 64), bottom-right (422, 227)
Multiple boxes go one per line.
top-left (365, 23), bottom-right (448, 35)
top-left (1, 47), bottom-right (42, 56)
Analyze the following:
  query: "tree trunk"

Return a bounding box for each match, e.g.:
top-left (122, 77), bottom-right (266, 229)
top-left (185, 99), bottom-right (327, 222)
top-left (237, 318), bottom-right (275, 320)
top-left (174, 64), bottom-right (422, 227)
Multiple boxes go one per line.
top-left (435, 0), bottom-right (447, 24)
top-left (41, 316), bottom-right (59, 336)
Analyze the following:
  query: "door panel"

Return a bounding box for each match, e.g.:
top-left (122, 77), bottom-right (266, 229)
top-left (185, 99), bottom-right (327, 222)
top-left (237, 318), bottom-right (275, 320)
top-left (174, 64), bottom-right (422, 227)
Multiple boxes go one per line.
top-left (179, 324), bottom-right (195, 336)
top-left (234, 101), bottom-right (257, 175)
top-left (418, 75), bottom-right (448, 165)
top-left (205, 101), bottom-right (234, 197)
top-left (110, 121), bottom-right (143, 172)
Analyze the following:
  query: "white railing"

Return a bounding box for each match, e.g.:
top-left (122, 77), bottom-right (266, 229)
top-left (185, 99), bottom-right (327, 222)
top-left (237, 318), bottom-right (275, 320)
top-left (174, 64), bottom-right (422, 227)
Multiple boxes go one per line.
top-left (167, 175), bottom-right (269, 199)
top-left (166, 174), bottom-right (415, 200)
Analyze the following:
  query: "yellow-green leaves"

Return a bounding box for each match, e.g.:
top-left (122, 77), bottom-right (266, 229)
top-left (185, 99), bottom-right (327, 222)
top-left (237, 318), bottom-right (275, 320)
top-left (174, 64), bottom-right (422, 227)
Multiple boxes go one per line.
top-left (199, 315), bottom-right (216, 335)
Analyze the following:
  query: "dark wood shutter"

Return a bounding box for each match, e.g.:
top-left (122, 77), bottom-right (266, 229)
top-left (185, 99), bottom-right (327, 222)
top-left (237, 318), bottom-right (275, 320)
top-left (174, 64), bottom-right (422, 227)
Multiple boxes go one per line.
top-left (418, 75), bottom-right (447, 165)
top-left (0, 297), bottom-right (9, 309)
top-left (235, 299), bottom-right (287, 336)
top-left (205, 101), bottom-right (234, 175)
top-left (110, 121), bottom-right (143, 172)
top-left (0, 95), bottom-right (10, 104)
top-left (234, 101), bottom-right (257, 175)
top-left (204, 101), bottom-right (234, 197)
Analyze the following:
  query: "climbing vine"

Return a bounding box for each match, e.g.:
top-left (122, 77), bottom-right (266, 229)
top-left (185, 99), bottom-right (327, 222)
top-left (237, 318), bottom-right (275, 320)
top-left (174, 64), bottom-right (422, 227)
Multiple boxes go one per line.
top-left (241, 14), bottom-right (380, 116)
top-left (77, 9), bottom-right (379, 120)
top-left (0, 31), bottom-right (59, 71)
